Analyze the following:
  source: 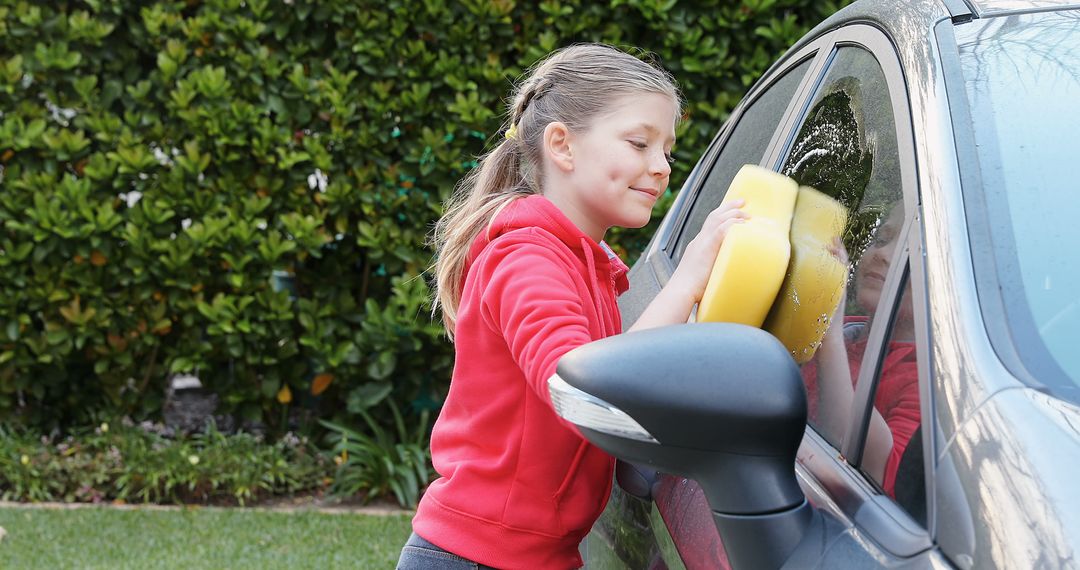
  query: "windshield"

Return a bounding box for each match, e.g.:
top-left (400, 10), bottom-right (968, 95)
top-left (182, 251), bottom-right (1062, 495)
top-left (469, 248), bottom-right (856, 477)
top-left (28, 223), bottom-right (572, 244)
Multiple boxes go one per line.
top-left (956, 10), bottom-right (1080, 391)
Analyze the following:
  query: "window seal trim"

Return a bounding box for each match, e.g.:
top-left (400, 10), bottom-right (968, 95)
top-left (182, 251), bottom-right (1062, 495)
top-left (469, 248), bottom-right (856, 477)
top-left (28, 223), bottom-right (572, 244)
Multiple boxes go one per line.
top-left (906, 207), bottom-right (938, 536)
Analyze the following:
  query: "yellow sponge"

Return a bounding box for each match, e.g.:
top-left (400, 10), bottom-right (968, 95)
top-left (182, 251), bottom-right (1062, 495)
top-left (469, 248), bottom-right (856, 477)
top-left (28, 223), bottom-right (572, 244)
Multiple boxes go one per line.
top-left (696, 165), bottom-right (798, 326)
top-left (764, 187), bottom-right (849, 364)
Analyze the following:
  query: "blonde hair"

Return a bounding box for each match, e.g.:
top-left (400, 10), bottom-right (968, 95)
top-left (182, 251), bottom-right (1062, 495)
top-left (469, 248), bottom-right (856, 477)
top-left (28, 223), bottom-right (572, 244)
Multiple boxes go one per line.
top-left (431, 43), bottom-right (682, 336)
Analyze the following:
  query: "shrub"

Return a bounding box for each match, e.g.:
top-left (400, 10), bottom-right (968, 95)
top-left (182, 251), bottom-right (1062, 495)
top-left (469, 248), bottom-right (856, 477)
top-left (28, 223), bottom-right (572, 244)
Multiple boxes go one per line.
top-left (0, 1), bottom-right (849, 430)
top-left (0, 420), bottom-right (328, 505)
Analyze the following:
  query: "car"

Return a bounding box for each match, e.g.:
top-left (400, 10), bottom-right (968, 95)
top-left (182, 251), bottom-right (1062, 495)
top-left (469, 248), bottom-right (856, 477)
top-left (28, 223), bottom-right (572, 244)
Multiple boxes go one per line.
top-left (548, 0), bottom-right (1080, 568)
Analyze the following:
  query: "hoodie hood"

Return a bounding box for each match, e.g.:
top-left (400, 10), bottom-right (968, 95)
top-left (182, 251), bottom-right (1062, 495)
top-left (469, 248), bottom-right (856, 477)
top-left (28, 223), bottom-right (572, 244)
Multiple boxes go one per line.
top-left (466, 194), bottom-right (630, 296)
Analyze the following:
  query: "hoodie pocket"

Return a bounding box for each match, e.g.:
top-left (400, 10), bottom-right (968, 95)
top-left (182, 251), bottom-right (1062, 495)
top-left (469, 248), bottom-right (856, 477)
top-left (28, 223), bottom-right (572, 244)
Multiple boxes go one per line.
top-left (553, 442), bottom-right (615, 538)
top-left (501, 416), bottom-right (588, 537)
top-left (553, 441), bottom-right (590, 499)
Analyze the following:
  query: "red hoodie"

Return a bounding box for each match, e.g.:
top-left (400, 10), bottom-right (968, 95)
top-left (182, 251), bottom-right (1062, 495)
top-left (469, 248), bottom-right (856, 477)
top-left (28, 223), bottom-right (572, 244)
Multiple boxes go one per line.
top-left (413, 195), bottom-right (629, 569)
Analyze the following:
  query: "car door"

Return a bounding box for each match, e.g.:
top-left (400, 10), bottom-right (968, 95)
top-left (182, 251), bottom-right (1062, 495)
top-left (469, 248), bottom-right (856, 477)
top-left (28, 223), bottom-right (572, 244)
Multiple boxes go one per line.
top-left (585, 24), bottom-right (945, 569)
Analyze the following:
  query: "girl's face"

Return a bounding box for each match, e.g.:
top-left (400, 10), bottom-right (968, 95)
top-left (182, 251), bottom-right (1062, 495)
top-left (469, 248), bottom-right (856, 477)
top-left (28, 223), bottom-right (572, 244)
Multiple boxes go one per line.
top-left (855, 207), bottom-right (913, 324)
top-left (546, 92), bottom-right (678, 241)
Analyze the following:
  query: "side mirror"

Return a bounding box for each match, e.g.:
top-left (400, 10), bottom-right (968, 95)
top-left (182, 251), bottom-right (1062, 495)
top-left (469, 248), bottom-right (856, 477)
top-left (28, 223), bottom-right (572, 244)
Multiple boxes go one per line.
top-left (551, 323), bottom-right (815, 570)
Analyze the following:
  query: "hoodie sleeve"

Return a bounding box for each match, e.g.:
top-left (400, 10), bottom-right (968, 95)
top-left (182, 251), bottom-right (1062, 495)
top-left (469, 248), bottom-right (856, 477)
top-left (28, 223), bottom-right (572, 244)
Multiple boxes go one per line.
top-left (475, 233), bottom-right (596, 407)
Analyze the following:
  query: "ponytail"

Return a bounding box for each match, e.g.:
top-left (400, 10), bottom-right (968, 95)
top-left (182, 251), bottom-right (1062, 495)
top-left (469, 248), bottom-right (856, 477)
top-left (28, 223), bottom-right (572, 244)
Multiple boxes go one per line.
top-left (431, 138), bottom-right (534, 337)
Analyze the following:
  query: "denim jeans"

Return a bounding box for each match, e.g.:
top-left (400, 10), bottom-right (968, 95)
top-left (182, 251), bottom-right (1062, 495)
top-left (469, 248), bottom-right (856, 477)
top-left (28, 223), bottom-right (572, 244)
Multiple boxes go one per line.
top-left (396, 532), bottom-right (499, 570)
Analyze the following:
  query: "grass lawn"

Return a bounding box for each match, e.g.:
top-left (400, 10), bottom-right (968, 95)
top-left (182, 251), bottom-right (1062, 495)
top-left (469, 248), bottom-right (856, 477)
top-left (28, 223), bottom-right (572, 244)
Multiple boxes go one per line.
top-left (0, 505), bottom-right (413, 569)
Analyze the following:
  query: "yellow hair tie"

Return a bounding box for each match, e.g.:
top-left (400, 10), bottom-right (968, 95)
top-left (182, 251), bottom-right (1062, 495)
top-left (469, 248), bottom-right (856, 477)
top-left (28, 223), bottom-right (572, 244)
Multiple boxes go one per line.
top-left (504, 123), bottom-right (518, 141)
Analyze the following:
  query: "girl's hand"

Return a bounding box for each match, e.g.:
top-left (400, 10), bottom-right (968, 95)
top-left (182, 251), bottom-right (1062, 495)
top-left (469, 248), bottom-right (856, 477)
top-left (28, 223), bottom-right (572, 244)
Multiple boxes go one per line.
top-left (824, 237), bottom-right (850, 343)
top-left (627, 199), bottom-right (748, 332)
top-left (827, 236), bottom-right (849, 267)
top-left (669, 199), bottom-right (750, 303)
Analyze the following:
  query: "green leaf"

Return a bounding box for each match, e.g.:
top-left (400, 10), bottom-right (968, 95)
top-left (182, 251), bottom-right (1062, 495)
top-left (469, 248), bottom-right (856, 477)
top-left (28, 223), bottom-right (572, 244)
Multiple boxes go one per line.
top-left (366, 350), bottom-right (397, 380)
top-left (346, 382), bottom-right (393, 413)
top-left (170, 357), bottom-right (195, 373)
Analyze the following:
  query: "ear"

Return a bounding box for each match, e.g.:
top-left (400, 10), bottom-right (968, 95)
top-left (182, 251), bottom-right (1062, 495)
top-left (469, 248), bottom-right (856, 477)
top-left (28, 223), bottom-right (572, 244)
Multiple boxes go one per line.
top-left (543, 121), bottom-right (575, 173)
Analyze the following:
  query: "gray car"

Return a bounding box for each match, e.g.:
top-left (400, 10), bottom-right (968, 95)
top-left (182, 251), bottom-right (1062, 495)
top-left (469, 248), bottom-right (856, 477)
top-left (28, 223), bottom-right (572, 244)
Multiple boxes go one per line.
top-left (549, 0), bottom-right (1080, 568)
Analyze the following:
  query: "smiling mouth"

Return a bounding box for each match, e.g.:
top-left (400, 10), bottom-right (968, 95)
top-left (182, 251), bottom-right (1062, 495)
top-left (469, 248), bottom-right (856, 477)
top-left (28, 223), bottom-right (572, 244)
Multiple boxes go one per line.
top-left (864, 271), bottom-right (886, 284)
top-left (631, 187), bottom-right (659, 198)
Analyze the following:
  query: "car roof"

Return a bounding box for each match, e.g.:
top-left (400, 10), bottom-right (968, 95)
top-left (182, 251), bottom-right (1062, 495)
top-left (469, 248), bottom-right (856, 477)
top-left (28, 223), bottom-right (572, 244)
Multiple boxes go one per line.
top-left (767, 0), bottom-right (1080, 79)
top-left (966, 0), bottom-right (1080, 17)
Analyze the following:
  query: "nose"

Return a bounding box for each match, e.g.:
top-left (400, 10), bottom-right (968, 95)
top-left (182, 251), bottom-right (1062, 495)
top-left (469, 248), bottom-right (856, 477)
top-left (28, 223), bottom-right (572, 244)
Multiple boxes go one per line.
top-left (650, 149), bottom-right (671, 178)
top-left (865, 240), bottom-right (893, 268)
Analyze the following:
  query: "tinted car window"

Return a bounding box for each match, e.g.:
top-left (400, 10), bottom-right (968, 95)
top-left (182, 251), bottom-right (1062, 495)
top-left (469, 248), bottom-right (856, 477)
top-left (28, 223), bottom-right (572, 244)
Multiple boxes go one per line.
top-left (956, 11), bottom-right (1080, 395)
top-left (860, 271), bottom-right (926, 524)
top-left (780, 47), bottom-right (907, 459)
top-left (672, 58), bottom-right (812, 262)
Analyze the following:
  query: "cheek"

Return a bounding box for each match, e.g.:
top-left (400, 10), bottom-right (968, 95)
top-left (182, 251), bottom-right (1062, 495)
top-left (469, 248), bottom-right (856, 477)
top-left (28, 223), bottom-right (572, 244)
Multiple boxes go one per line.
top-left (602, 153), bottom-right (635, 184)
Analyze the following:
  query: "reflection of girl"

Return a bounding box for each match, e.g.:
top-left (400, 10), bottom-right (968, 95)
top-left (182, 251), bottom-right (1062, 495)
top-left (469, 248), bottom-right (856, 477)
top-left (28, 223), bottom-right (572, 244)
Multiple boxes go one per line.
top-left (803, 206), bottom-right (919, 496)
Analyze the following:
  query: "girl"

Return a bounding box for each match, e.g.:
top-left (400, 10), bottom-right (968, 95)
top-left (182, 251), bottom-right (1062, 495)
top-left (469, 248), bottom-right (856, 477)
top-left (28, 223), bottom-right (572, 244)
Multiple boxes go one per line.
top-left (807, 205), bottom-right (919, 497)
top-left (398, 43), bottom-right (748, 570)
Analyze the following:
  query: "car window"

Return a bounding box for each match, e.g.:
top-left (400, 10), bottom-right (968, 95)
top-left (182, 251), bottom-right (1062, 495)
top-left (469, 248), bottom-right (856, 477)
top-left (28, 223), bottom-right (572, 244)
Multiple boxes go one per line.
top-left (781, 45), bottom-right (926, 523)
top-left (672, 58), bottom-right (812, 262)
top-left (955, 12), bottom-right (1080, 397)
top-left (781, 46), bottom-right (904, 451)
top-left (581, 487), bottom-right (670, 569)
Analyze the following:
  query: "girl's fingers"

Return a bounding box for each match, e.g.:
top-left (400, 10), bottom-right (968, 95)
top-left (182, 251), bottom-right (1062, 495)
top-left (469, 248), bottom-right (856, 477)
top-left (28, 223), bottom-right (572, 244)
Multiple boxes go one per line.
top-left (827, 237), bottom-right (848, 264)
top-left (696, 216), bottom-right (747, 253)
top-left (714, 216), bottom-right (746, 240)
top-left (703, 206), bottom-right (749, 231)
top-left (707, 199), bottom-right (747, 218)
top-left (685, 201), bottom-right (750, 263)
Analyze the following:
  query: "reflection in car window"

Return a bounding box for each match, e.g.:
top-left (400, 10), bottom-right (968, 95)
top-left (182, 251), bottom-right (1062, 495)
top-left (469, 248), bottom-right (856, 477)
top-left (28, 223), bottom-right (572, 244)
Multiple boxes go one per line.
top-left (956, 11), bottom-right (1080, 394)
top-left (581, 486), bottom-right (671, 569)
top-left (673, 58), bottom-right (812, 262)
top-left (653, 476), bottom-right (731, 570)
top-left (781, 48), bottom-right (902, 269)
top-left (861, 278), bottom-right (926, 524)
top-left (779, 48), bottom-right (916, 493)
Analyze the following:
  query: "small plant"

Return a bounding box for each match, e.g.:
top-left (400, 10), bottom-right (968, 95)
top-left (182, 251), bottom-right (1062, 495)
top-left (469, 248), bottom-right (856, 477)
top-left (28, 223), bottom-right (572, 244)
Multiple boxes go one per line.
top-left (321, 401), bottom-right (432, 509)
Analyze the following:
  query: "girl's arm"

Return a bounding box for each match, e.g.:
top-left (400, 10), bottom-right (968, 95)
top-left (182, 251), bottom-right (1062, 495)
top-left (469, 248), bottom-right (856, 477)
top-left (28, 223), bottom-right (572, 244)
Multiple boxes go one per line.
top-left (813, 240), bottom-right (893, 484)
top-left (815, 311), bottom-right (894, 482)
top-left (629, 200), bottom-right (748, 332)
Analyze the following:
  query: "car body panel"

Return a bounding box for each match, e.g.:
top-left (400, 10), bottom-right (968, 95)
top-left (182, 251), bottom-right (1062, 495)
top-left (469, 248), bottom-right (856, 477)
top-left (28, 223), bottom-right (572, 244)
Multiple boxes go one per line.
top-left (944, 388), bottom-right (1080, 568)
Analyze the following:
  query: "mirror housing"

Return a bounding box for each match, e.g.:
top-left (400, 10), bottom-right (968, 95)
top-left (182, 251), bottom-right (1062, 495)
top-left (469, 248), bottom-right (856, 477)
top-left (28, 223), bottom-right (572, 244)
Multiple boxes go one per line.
top-left (551, 323), bottom-right (815, 569)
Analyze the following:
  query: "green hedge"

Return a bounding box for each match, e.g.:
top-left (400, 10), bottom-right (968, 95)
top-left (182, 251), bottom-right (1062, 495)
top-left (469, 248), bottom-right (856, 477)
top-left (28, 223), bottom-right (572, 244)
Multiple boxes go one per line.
top-left (0, 0), bottom-right (847, 430)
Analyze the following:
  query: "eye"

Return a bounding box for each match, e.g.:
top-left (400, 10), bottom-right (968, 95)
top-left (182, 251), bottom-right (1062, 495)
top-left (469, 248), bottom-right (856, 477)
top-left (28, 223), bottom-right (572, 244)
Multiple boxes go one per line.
top-left (872, 230), bottom-right (894, 247)
top-left (665, 153), bottom-right (676, 165)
